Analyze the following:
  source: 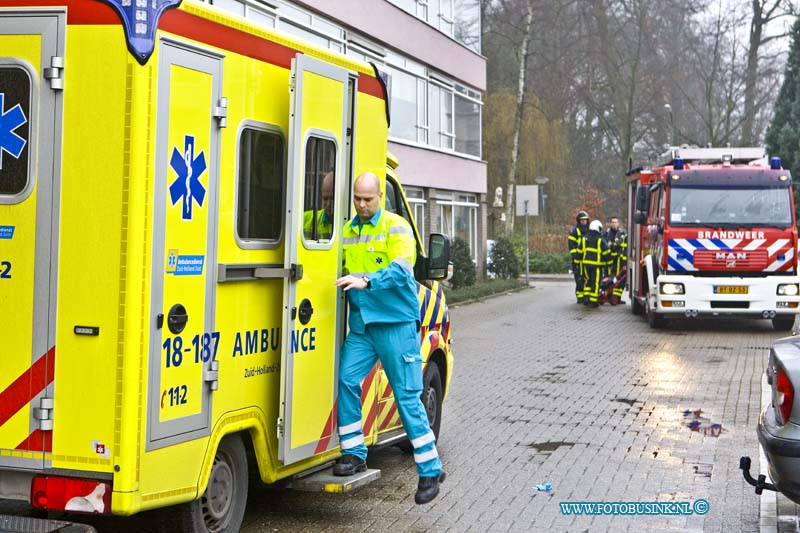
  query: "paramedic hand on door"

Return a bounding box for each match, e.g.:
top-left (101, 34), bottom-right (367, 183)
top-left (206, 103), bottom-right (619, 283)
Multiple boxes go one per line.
top-left (333, 172), bottom-right (445, 505)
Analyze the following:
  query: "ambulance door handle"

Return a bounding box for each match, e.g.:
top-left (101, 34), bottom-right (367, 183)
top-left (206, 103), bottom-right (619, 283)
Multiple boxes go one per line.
top-left (167, 303), bottom-right (188, 334)
top-left (298, 299), bottom-right (314, 325)
top-left (157, 314), bottom-right (164, 330)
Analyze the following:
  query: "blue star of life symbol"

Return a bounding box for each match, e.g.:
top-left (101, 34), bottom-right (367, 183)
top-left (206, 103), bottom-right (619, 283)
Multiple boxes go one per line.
top-left (167, 251), bottom-right (177, 269)
top-left (0, 93), bottom-right (27, 170)
top-left (376, 257), bottom-right (383, 264)
top-left (169, 134), bottom-right (207, 220)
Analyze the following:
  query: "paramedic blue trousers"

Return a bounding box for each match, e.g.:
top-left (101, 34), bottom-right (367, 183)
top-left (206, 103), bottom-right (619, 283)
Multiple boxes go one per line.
top-left (337, 321), bottom-right (442, 477)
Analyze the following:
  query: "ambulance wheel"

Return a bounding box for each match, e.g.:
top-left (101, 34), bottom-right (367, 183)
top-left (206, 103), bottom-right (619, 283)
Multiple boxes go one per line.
top-left (773, 316), bottom-right (795, 332)
top-left (178, 434), bottom-right (248, 533)
top-left (398, 362), bottom-right (443, 453)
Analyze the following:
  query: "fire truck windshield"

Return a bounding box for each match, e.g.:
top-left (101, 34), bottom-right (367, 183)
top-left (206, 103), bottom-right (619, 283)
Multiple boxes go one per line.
top-left (669, 187), bottom-right (793, 228)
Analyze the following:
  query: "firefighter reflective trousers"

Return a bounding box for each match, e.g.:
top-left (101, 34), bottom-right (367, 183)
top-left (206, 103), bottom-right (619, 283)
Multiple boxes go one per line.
top-left (583, 264), bottom-right (601, 303)
top-left (337, 321), bottom-right (442, 477)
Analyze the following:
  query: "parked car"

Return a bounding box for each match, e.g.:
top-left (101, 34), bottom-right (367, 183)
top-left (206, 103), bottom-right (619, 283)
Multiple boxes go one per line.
top-left (742, 335), bottom-right (800, 502)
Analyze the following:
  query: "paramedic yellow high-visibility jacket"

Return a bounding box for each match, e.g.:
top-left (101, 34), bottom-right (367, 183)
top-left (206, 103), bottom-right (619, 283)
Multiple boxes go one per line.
top-left (303, 210), bottom-right (333, 240)
top-left (342, 208), bottom-right (418, 334)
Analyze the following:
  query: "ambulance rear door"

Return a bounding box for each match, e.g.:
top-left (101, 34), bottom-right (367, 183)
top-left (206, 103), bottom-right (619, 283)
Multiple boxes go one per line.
top-left (146, 40), bottom-right (223, 448)
top-left (278, 54), bottom-right (353, 465)
top-left (0, 10), bottom-right (64, 470)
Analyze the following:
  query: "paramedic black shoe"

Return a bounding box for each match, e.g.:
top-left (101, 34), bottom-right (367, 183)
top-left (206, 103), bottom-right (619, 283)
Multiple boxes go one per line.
top-left (333, 454), bottom-right (366, 476)
top-left (415, 471), bottom-right (446, 505)
top-left (589, 302), bottom-right (599, 308)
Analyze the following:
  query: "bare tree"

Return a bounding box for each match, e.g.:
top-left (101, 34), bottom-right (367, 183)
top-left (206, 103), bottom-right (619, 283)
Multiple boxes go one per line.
top-left (742, 0), bottom-right (797, 145)
top-left (502, 0), bottom-right (534, 232)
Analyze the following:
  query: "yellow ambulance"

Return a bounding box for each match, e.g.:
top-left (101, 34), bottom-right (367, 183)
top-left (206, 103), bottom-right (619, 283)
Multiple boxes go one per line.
top-left (0, 1), bottom-right (454, 531)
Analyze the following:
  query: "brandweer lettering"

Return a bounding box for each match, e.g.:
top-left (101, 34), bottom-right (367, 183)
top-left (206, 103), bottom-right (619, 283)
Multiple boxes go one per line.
top-left (697, 231), bottom-right (765, 239)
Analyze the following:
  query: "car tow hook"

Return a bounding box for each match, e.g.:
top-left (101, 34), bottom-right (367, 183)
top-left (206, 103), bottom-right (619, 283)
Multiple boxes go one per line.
top-left (740, 456), bottom-right (778, 494)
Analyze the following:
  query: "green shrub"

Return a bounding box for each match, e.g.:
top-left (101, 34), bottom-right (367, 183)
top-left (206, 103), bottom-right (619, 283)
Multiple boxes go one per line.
top-left (489, 237), bottom-right (520, 279)
top-left (444, 278), bottom-right (526, 304)
top-left (449, 238), bottom-right (476, 289)
top-left (528, 251), bottom-right (571, 273)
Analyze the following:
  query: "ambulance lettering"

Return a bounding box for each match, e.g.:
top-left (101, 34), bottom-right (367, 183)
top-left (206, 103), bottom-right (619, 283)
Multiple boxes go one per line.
top-left (290, 327), bottom-right (316, 353)
top-left (162, 331), bottom-right (220, 367)
top-left (0, 92), bottom-right (27, 170)
top-left (232, 327), bottom-right (281, 357)
top-left (160, 385), bottom-right (188, 408)
top-left (168, 134), bottom-right (206, 220)
top-left (0, 261), bottom-right (9, 278)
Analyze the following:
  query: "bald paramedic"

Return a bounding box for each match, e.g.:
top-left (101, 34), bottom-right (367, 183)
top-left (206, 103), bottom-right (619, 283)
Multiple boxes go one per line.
top-left (303, 171), bottom-right (334, 240)
top-left (333, 172), bottom-right (445, 505)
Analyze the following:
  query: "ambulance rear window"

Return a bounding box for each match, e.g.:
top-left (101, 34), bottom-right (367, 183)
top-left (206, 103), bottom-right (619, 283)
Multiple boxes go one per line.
top-left (0, 65), bottom-right (31, 196)
top-left (237, 128), bottom-right (284, 243)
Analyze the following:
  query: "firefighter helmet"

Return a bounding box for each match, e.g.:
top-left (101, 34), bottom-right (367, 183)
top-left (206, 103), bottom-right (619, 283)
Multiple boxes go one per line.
top-left (576, 210), bottom-right (589, 222)
top-left (589, 220), bottom-right (603, 233)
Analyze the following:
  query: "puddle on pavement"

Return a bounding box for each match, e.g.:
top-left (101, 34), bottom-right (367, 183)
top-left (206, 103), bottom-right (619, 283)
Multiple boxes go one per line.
top-left (613, 398), bottom-right (641, 406)
top-left (527, 441), bottom-right (576, 453)
top-left (683, 409), bottom-right (725, 437)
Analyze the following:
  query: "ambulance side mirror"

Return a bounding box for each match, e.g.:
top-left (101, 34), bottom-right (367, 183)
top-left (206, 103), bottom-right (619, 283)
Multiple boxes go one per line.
top-left (425, 233), bottom-right (450, 280)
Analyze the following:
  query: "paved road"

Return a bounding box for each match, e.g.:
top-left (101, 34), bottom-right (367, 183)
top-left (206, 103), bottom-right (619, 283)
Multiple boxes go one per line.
top-left (2, 281), bottom-right (796, 531)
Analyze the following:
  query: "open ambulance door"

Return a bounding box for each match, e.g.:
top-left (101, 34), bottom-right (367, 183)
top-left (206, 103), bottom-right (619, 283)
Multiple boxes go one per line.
top-left (278, 54), bottom-right (353, 465)
top-left (0, 10), bottom-right (64, 470)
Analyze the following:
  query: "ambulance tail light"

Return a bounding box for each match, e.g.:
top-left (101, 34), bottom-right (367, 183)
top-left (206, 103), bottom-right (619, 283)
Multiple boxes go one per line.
top-left (31, 476), bottom-right (112, 514)
top-left (775, 364), bottom-right (795, 426)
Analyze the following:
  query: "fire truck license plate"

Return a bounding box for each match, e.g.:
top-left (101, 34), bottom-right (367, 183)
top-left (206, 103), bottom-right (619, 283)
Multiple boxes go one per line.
top-left (714, 286), bottom-right (748, 294)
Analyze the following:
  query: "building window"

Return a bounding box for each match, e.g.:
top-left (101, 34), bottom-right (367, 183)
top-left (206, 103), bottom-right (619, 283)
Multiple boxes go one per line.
top-left (428, 80), bottom-right (454, 150)
top-left (237, 127), bottom-right (284, 244)
top-left (278, 1), bottom-right (344, 52)
top-left (210, 0), bottom-right (277, 27)
top-left (302, 136), bottom-right (337, 243)
top-left (438, 193), bottom-right (477, 260)
top-left (386, 66), bottom-right (423, 143)
top-left (406, 187), bottom-right (426, 247)
top-left (454, 0), bottom-right (481, 52)
top-left (455, 87), bottom-right (481, 157)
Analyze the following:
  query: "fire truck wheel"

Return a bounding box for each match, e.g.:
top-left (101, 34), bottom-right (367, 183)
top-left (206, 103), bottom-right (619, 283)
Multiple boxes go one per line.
top-left (631, 297), bottom-right (645, 316)
top-left (398, 362), bottom-right (443, 453)
top-left (178, 434), bottom-right (248, 533)
top-left (645, 291), bottom-right (663, 329)
top-left (773, 316), bottom-right (796, 332)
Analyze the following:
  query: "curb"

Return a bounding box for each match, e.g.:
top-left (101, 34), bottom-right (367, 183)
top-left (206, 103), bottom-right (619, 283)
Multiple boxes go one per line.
top-left (448, 285), bottom-right (531, 307)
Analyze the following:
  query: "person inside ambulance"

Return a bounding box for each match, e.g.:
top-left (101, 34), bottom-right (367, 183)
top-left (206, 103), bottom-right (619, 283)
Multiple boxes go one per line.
top-left (303, 171), bottom-right (334, 240)
top-left (333, 172), bottom-right (445, 505)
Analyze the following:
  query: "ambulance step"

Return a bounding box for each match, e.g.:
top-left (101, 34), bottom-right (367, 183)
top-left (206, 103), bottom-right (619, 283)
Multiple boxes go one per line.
top-left (0, 514), bottom-right (96, 533)
top-left (291, 468), bottom-right (380, 493)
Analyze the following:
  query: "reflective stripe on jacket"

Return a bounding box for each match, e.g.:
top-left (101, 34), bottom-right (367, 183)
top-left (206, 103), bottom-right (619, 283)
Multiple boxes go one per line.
top-left (581, 232), bottom-right (611, 266)
top-left (343, 208), bottom-right (418, 332)
top-left (568, 225), bottom-right (585, 261)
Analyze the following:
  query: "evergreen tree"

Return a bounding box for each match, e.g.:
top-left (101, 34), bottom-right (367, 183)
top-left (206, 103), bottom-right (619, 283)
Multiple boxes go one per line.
top-left (766, 17), bottom-right (800, 173)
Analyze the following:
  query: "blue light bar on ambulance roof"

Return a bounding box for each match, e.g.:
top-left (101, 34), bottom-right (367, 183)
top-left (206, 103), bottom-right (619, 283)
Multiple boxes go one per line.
top-left (673, 157), bottom-right (684, 170)
top-left (771, 157), bottom-right (782, 170)
top-left (100, 0), bottom-right (183, 65)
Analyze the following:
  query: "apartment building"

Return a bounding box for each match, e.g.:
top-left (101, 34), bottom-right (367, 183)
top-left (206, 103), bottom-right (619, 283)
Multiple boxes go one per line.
top-left (209, 0), bottom-right (488, 275)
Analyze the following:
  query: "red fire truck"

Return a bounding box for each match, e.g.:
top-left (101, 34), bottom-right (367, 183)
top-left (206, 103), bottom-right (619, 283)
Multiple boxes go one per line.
top-left (626, 147), bottom-right (800, 330)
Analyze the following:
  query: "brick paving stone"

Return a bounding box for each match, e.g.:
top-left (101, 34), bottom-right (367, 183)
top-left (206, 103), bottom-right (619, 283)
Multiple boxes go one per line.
top-left (3, 281), bottom-right (785, 531)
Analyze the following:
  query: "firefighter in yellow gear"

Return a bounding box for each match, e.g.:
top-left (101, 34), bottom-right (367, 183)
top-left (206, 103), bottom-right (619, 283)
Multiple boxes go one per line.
top-left (568, 210), bottom-right (590, 303)
top-left (581, 220), bottom-right (611, 308)
top-left (602, 216), bottom-right (627, 305)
